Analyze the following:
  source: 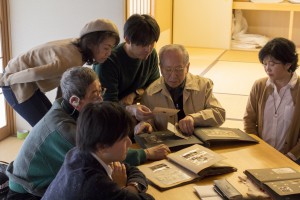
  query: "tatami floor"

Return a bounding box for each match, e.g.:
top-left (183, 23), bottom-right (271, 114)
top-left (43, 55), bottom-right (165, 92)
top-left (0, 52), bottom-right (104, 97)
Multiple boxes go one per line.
top-left (0, 48), bottom-right (295, 163)
top-left (187, 48), bottom-right (263, 130)
top-left (0, 136), bottom-right (23, 163)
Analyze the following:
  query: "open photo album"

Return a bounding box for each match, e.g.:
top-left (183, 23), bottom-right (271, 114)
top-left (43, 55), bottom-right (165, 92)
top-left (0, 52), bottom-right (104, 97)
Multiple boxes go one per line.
top-left (138, 144), bottom-right (236, 190)
top-left (135, 123), bottom-right (258, 151)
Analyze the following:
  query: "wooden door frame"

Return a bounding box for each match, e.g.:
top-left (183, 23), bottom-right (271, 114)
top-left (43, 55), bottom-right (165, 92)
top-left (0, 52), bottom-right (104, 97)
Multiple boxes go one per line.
top-left (0, 0), bottom-right (14, 140)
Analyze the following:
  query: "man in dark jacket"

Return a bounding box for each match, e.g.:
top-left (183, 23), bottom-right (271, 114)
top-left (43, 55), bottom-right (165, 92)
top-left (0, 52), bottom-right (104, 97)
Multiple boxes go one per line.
top-left (42, 101), bottom-right (154, 200)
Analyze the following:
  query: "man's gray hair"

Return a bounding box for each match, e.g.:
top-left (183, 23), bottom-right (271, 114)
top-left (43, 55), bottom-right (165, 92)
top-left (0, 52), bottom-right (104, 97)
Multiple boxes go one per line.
top-left (159, 44), bottom-right (189, 66)
top-left (60, 67), bottom-right (98, 100)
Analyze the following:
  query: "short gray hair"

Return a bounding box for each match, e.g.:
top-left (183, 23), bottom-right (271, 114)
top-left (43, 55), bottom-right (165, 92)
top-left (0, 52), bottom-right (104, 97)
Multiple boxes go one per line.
top-left (159, 44), bottom-right (189, 66)
top-left (60, 67), bottom-right (99, 100)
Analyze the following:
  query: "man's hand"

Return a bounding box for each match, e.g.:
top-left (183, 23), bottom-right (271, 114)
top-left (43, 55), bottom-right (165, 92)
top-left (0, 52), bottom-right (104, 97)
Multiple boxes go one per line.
top-left (145, 144), bottom-right (171, 160)
top-left (111, 162), bottom-right (127, 188)
top-left (126, 104), bottom-right (153, 121)
top-left (134, 121), bottom-right (153, 135)
top-left (178, 115), bottom-right (194, 136)
top-left (120, 93), bottom-right (136, 106)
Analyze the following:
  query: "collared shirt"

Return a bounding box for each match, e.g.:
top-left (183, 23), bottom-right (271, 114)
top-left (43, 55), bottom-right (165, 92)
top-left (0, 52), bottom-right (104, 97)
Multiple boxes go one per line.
top-left (90, 152), bottom-right (113, 180)
top-left (165, 79), bottom-right (186, 120)
top-left (262, 72), bottom-right (298, 152)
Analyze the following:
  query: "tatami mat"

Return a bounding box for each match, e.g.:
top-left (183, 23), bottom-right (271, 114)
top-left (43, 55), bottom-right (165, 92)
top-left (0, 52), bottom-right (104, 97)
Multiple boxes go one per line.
top-left (187, 49), bottom-right (265, 130)
top-left (0, 137), bottom-right (23, 162)
top-left (213, 93), bottom-right (248, 120)
top-left (187, 47), bottom-right (225, 75)
top-left (219, 50), bottom-right (259, 63)
top-left (203, 61), bottom-right (265, 95)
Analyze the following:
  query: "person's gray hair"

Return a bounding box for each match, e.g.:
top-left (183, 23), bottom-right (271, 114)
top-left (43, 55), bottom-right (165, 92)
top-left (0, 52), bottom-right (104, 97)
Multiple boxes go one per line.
top-left (60, 67), bottom-right (98, 100)
top-left (159, 44), bottom-right (189, 66)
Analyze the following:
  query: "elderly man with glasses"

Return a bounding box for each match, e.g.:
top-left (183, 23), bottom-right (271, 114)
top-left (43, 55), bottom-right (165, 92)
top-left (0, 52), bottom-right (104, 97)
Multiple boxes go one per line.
top-left (135, 44), bottom-right (226, 136)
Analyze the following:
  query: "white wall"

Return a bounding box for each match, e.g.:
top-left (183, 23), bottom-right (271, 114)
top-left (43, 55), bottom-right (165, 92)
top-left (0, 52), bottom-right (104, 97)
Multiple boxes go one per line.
top-left (9, 0), bottom-right (125, 131)
top-left (173, 0), bottom-right (232, 49)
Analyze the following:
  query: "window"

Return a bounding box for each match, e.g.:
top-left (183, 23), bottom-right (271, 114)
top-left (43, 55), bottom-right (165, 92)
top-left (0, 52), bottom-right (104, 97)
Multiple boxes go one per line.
top-left (0, 0), bottom-right (14, 140)
top-left (126, 0), bottom-right (154, 18)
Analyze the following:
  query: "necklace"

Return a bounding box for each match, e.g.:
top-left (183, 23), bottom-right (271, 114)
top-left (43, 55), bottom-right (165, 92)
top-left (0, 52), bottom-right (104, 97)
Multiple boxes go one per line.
top-left (272, 86), bottom-right (288, 117)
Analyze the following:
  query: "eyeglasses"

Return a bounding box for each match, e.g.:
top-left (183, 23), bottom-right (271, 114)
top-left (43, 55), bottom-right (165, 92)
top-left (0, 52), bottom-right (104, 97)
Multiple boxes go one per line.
top-left (262, 61), bottom-right (282, 68)
top-left (100, 87), bottom-right (106, 97)
top-left (163, 67), bottom-right (185, 75)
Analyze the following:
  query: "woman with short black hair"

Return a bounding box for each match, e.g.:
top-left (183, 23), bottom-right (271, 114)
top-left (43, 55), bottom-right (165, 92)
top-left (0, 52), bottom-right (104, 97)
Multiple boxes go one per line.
top-left (244, 37), bottom-right (300, 163)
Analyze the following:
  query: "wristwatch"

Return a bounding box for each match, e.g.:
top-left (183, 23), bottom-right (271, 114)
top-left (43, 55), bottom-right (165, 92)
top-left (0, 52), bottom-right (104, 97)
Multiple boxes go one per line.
top-left (127, 182), bottom-right (144, 192)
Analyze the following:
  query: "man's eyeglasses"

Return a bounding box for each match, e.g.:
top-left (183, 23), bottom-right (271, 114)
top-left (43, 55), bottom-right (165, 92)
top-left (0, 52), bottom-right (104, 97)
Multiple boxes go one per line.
top-left (163, 67), bottom-right (185, 75)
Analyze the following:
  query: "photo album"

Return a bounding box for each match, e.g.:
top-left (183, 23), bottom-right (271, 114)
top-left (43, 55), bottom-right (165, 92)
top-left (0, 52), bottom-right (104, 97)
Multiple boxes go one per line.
top-left (244, 167), bottom-right (300, 200)
top-left (138, 144), bottom-right (236, 190)
top-left (135, 122), bottom-right (258, 151)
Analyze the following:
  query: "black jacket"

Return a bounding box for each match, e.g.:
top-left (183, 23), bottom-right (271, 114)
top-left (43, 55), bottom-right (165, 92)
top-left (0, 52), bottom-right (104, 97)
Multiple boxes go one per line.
top-left (42, 147), bottom-right (154, 200)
